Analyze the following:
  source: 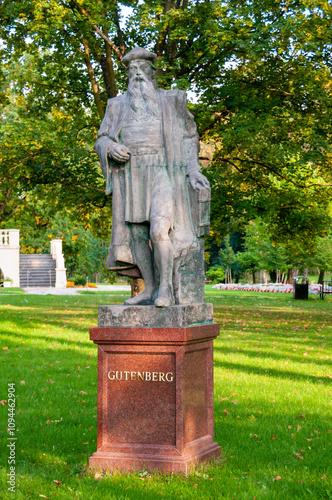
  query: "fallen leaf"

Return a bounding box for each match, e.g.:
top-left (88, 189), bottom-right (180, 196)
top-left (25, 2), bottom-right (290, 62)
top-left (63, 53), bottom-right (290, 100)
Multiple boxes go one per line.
top-left (53, 480), bottom-right (61, 487)
top-left (251, 434), bottom-right (259, 439)
top-left (80, 391), bottom-right (88, 396)
top-left (223, 409), bottom-right (229, 415)
top-left (288, 425), bottom-right (292, 430)
top-left (94, 473), bottom-right (102, 480)
top-left (298, 414), bottom-right (305, 419)
top-left (297, 425), bottom-right (301, 432)
top-left (321, 474), bottom-right (327, 480)
top-left (85, 366), bottom-right (90, 370)
top-left (2, 347), bottom-right (8, 350)
top-left (298, 480), bottom-right (302, 483)
top-left (274, 476), bottom-right (282, 481)
top-left (193, 484), bottom-right (198, 488)
top-left (231, 401), bottom-right (238, 405)
top-left (39, 496), bottom-right (48, 498)
top-left (47, 380), bottom-right (55, 384)
top-left (270, 434), bottom-right (277, 440)
top-left (294, 453), bottom-right (304, 460)
top-left (0, 400), bottom-right (7, 405)
top-left (20, 380), bottom-right (25, 385)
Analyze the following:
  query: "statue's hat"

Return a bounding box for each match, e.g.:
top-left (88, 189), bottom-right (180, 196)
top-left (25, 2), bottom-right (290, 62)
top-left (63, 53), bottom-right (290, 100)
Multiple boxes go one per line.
top-left (122, 47), bottom-right (157, 67)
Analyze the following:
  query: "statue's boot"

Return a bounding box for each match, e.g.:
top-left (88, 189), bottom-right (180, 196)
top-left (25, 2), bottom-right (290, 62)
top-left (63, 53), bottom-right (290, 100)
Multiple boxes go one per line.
top-left (124, 287), bottom-right (156, 306)
top-left (152, 237), bottom-right (174, 308)
top-left (154, 284), bottom-right (174, 308)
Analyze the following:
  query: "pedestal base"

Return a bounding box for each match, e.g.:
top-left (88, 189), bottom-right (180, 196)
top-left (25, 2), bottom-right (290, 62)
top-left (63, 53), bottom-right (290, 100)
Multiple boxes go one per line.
top-left (89, 441), bottom-right (221, 475)
top-left (89, 304), bottom-right (221, 474)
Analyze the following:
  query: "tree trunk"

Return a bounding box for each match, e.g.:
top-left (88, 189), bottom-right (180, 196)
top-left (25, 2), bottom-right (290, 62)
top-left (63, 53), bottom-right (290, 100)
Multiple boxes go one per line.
top-left (252, 271), bottom-right (256, 284)
top-left (318, 269), bottom-right (325, 285)
top-left (130, 278), bottom-right (145, 297)
top-left (101, 26), bottom-right (117, 98)
top-left (81, 39), bottom-right (105, 119)
top-left (270, 270), bottom-right (277, 283)
top-left (287, 268), bottom-right (295, 284)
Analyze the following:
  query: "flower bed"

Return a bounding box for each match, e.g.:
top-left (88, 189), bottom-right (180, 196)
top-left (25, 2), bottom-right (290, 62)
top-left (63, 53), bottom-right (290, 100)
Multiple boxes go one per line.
top-left (212, 283), bottom-right (327, 295)
top-left (66, 281), bottom-right (98, 288)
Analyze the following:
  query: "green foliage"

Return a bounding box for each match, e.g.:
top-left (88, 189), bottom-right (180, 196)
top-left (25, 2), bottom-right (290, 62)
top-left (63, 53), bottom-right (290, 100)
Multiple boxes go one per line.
top-left (238, 219), bottom-right (299, 276)
top-left (73, 275), bottom-right (86, 286)
top-left (305, 232), bottom-right (332, 273)
top-left (206, 265), bottom-right (225, 284)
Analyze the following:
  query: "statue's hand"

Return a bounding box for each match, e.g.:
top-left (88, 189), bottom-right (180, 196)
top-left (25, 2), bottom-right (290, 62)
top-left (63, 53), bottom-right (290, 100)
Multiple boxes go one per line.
top-left (189, 170), bottom-right (210, 191)
top-left (109, 143), bottom-right (131, 163)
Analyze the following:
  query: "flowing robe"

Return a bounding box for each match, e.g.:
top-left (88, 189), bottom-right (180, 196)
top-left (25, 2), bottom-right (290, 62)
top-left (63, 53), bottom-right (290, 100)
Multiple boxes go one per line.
top-left (94, 88), bottom-right (201, 274)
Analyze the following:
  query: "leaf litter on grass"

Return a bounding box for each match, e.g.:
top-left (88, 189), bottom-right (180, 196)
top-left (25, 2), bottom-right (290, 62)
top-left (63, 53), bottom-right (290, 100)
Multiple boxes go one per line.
top-left (0, 289), bottom-right (331, 499)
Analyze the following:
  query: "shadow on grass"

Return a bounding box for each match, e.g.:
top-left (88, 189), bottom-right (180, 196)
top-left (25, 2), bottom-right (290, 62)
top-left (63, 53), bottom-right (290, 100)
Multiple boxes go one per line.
top-left (0, 328), bottom-right (93, 349)
top-left (213, 344), bottom-right (330, 367)
top-left (213, 358), bottom-right (331, 384)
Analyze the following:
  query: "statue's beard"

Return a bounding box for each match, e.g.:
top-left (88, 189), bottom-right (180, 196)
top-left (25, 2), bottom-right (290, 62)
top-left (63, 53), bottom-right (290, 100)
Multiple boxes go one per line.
top-left (128, 75), bottom-right (158, 118)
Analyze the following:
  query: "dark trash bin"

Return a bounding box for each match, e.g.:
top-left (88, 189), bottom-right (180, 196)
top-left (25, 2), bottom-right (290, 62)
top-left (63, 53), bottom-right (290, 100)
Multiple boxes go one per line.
top-left (294, 276), bottom-right (309, 300)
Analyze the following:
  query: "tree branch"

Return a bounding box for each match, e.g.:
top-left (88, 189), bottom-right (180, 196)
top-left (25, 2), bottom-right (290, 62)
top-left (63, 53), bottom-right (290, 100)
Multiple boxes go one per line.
top-left (223, 154), bottom-right (332, 189)
top-left (60, 181), bottom-right (105, 193)
top-left (64, 0), bottom-right (126, 65)
top-left (215, 156), bottom-right (269, 188)
top-left (80, 37), bottom-right (105, 119)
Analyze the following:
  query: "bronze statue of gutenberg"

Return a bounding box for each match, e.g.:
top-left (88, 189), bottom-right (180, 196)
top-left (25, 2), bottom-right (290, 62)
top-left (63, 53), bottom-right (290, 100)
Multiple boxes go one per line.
top-left (95, 47), bottom-right (210, 307)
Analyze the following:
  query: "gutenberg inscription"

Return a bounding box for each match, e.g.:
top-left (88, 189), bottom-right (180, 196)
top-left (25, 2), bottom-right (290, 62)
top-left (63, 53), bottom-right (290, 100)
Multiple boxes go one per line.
top-left (107, 370), bottom-right (174, 382)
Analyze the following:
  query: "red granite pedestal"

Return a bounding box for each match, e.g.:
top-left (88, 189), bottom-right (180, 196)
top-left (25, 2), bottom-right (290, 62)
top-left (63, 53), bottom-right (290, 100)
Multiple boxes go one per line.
top-left (89, 321), bottom-right (221, 474)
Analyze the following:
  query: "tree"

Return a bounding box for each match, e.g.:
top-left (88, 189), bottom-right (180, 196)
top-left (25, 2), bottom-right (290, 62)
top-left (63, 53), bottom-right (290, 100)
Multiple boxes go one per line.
top-left (218, 235), bottom-right (236, 284)
top-left (237, 220), bottom-right (290, 283)
top-left (205, 265), bottom-right (225, 285)
top-left (1, 0), bottom-right (332, 265)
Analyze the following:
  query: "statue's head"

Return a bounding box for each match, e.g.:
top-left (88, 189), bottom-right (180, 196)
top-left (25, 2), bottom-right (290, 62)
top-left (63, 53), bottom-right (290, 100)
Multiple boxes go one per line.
top-left (123, 48), bottom-right (158, 116)
top-left (122, 47), bottom-right (157, 86)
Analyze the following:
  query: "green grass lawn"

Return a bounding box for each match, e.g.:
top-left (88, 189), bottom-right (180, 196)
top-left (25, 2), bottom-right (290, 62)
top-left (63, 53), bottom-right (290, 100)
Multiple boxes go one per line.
top-left (0, 287), bottom-right (331, 499)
